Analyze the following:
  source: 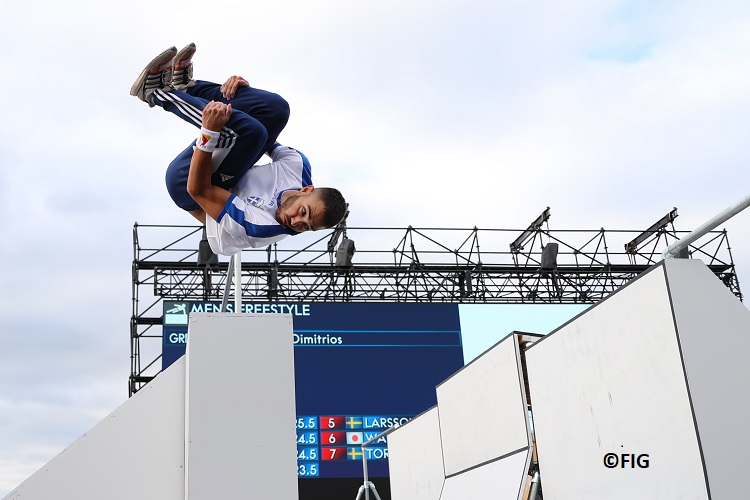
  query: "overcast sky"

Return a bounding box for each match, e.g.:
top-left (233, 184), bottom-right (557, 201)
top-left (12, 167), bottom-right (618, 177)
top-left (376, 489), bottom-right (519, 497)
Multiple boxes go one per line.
top-left (2, 0), bottom-right (750, 495)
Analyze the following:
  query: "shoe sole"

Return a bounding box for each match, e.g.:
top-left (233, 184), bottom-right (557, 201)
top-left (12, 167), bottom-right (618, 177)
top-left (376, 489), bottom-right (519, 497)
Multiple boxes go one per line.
top-left (130, 46), bottom-right (177, 97)
top-left (173, 43), bottom-right (197, 90)
top-left (174, 42), bottom-right (196, 70)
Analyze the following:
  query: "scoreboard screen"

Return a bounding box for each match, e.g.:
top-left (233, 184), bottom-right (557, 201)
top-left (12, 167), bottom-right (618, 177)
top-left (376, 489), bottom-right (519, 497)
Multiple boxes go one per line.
top-left (162, 301), bottom-right (464, 480)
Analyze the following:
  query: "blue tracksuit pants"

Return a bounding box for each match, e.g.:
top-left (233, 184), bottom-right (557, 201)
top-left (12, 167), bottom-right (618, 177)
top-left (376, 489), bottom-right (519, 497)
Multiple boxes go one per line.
top-left (152, 81), bottom-right (290, 211)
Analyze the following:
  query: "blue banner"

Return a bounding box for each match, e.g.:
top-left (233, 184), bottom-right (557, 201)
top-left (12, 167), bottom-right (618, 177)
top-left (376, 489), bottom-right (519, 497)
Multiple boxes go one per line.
top-left (162, 301), bottom-right (463, 479)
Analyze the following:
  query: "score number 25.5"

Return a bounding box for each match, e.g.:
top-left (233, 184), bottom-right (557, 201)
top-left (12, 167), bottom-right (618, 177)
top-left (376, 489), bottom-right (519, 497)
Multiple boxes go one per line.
top-left (297, 417), bottom-right (317, 429)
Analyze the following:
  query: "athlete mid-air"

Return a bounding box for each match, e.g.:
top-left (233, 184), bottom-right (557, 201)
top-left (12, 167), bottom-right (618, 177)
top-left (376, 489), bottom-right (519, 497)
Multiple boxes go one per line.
top-left (130, 44), bottom-right (347, 255)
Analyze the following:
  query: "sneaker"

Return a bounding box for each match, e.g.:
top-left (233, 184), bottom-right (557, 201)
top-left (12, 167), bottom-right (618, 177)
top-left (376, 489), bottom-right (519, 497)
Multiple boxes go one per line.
top-left (173, 43), bottom-right (196, 91)
top-left (130, 46), bottom-right (177, 106)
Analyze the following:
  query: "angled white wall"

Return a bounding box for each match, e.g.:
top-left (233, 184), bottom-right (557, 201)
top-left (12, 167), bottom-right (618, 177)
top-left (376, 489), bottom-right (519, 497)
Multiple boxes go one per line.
top-left (525, 259), bottom-right (750, 499)
top-left (387, 407), bottom-right (445, 500)
top-left (3, 313), bottom-right (298, 500)
top-left (663, 259), bottom-right (750, 499)
top-left (389, 333), bottom-right (538, 500)
top-left (436, 333), bottom-right (532, 476)
top-left (390, 259), bottom-right (750, 499)
top-left (440, 451), bottom-right (529, 500)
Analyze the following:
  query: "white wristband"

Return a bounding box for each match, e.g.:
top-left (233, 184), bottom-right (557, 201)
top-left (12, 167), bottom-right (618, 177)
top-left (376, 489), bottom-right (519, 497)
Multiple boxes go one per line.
top-left (196, 127), bottom-right (220, 153)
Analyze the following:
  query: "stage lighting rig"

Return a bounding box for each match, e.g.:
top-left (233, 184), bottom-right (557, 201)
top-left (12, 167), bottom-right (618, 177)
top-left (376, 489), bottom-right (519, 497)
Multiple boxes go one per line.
top-left (510, 207), bottom-right (551, 254)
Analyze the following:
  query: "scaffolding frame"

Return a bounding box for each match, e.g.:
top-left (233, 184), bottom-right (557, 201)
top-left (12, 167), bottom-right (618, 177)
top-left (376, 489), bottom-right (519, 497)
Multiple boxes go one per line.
top-left (130, 214), bottom-right (741, 395)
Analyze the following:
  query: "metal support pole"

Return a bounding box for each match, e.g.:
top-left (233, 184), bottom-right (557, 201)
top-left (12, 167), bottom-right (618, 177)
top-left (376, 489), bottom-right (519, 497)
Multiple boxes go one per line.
top-left (234, 251), bottom-right (242, 313)
top-left (529, 471), bottom-right (541, 499)
top-left (663, 193), bottom-right (750, 259)
top-left (353, 424), bottom-right (401, 500)
top-left (221, 255), bottom-right (235, 312)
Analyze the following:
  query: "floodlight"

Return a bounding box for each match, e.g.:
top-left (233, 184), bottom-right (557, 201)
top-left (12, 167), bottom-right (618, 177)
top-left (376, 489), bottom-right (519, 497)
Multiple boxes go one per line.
top-left (327, 204), bottom-right (351, 253)
top-left (267, 268), bottom-right (279, 300)
top-left (511, 207), bottom-right (551, 253)
top-left (541, 243), bottom-right (558, 271)
top-left (459, 270), bottom-right (473, 297)
top-left (336, 238), bottom-right (356, 267)
top-left (625, 208), bottom-right (678, 254)
top-left (197, 226), bottom-right (218, 266)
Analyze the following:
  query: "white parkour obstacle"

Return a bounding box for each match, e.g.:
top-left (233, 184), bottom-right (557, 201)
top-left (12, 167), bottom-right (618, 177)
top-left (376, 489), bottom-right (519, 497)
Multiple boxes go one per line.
top-left (7, 194), bottom-right (750, 499)
top-left (3, 313), bottom-right (298, 500)
top-left (388, 258), bottom-right (750, 500)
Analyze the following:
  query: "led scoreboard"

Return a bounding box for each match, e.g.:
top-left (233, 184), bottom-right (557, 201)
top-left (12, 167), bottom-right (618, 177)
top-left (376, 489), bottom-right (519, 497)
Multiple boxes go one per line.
top-left (294, 414), bottom-right (412, 478)
top-left (162, 301), bottom-right (463, 484)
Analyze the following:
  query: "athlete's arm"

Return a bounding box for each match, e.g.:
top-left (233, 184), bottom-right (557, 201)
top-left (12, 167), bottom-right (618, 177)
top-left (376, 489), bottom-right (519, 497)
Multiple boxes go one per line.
top-left (266, 142), bottom-right (281, 156)
top-left (189, 208), bottom-right (207, 224)
top-left (186, 101), bottom-right (232, 221)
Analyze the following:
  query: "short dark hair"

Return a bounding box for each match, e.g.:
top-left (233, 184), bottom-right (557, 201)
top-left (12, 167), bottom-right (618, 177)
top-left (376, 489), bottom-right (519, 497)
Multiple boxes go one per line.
top-left (315, 187), bottom-right (347, 228)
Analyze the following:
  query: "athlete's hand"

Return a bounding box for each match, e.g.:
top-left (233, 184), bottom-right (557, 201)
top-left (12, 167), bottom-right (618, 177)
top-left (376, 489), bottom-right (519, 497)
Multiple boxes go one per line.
top-left (202, 101), bottom-right (232, 131)
top-left (220, 75), bottom-right (249, 99)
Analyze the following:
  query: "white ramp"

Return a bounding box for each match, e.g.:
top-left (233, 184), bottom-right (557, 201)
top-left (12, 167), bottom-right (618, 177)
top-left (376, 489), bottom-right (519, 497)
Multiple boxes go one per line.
top-left (2, 358), bottom-right (187, 500)
top-left (525, 259), bottom-right (750, 499)
top-left (3, 313), bottom-right (298, 500)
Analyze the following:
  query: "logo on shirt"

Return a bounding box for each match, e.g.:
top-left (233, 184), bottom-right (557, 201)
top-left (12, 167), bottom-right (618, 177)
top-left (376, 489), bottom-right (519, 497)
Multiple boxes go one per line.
top-left (220, 173), bottom-right (234, 183)
top-left (246, 196), bottom-right (265, 208)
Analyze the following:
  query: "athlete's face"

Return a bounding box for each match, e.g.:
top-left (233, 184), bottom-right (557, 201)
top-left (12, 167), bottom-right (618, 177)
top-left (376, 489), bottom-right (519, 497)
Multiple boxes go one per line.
top-left (276, 186), bottom-right (327, 232)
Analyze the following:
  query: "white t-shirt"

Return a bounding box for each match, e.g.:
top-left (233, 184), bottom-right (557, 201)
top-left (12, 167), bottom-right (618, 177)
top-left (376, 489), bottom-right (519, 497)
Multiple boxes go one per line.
top-left (205, 145), bottom-right (312, 255)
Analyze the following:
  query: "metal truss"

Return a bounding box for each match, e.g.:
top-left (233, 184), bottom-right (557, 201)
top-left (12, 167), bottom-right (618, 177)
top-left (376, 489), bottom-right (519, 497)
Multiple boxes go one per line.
top-left (130, 209), bottom-right (742, 395)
